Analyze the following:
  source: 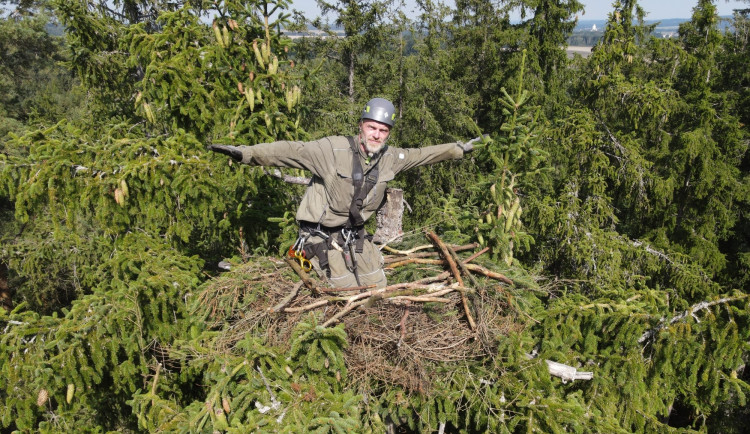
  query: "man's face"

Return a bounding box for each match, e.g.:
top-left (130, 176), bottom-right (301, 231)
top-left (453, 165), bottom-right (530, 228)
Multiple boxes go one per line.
top-left (359, 120), bottom-right (391, 154)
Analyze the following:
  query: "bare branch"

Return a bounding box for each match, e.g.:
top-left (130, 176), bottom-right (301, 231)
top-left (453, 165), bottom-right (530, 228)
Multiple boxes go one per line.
top-left (638, 295), bottom-right (749, 344)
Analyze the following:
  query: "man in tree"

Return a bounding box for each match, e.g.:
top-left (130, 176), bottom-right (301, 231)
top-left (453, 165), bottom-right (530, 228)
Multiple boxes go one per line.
top-left (209, 98), bottom-right (480, 288)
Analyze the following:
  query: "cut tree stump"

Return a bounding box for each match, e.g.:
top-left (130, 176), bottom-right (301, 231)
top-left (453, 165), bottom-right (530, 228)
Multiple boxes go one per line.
top-left (373, 188), bottom-right (404, 244)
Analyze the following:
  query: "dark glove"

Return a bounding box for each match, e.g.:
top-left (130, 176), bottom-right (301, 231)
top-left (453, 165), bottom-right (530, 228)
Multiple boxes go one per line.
top-left (208, 144), bottom-right (243, 162)
top-left (458, 134), bottom-right (489, 153)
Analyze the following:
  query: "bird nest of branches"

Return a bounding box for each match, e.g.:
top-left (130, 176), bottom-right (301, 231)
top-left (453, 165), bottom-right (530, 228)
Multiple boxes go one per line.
top-left (194, 231), bottom-right (526, 394)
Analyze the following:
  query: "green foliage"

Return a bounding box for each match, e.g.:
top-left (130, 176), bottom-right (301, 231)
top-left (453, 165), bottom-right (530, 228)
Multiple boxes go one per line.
top-left (0, 232), bottom-right (202, 431)
top-left (0, 11), bottom-right (75, 136)
top-left (126, 288), bottom-right (361, 433)
top-left (289, 317), bottom-right (347, 381)
top-left (471, 51), bottom-right (547, 265)
top-left (1, 0), bottom-right (749, 432)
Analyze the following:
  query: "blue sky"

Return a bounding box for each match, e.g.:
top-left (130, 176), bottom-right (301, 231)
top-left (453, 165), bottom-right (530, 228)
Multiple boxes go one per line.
top-left (583, 0), bottom-right (747, 19)
top-left (289, 0), bottom-right (748, 20)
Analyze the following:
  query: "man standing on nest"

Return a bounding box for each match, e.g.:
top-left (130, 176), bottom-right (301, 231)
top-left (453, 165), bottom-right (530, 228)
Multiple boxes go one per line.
top-left (209, 98), bottom-right (483, 289)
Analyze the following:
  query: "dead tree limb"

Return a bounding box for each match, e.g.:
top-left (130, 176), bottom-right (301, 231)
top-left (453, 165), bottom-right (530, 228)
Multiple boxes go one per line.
top-left (637, 295), bottom-right (748, 344)
top-left (427, 232), bottom-right (476, 331)
top-left (284, 256), bottom-right (319, 295)
top-left (322, 298), bottom-right (370, 327)
top-left (318, 285), bottom-right (376, 293)
top-left (447, 244), bottom-right (480, 288)
top-left (546, 360), bottom-right (593, 382)
top-left (282, 299), bottom-right (329, 313)
top-left (415, 272), bottom-right (451, 284)
top-left (463, 246), bottom-right (490, 264)
top-left (383, 243), bottom-right (478, 259)
top-left (269, 281), bottom-right (303, 313)
top-left (382, 244), bottom-right (433, 255)
top-left (387, 257), bottom-right (513, 286)
top-left (426, 233), bottom-right (464, 286)
top-left (385, 258), bottom-right (444, 268)
top-left (392, 296), bottom-right (452, 303)
top-left (464, 264), bottom-right (513, 285)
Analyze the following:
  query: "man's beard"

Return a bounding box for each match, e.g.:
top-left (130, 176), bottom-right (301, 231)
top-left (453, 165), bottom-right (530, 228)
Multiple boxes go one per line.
top-left (359, 132), bottom-right (386, 155)
top-left (363, 139), bottom-right (384, 155)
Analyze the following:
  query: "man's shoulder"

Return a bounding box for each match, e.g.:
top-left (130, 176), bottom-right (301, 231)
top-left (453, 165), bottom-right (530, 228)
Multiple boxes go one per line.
top-left (381, 145), bottom-right (409, 160)
top-left (307, 135), bottom-right (353, 150)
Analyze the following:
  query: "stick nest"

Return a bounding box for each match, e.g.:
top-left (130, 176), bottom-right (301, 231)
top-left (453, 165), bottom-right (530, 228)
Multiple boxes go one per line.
top-left (193, 239), bottom-right (525, 395)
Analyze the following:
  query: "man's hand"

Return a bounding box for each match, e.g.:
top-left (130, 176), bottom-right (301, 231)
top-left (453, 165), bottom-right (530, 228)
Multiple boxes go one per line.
top-left (458, 134), bottom-right (489, 153)
top-left (208, 144), bottom-right (243, 162)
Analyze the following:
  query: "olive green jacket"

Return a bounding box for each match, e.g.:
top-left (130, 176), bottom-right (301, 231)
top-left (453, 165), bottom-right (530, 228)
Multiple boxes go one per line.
top-left (237, 136), bottom-right (464, 227)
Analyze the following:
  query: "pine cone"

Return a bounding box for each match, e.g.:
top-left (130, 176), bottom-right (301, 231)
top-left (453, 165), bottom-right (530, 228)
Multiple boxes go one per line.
top-left (37, 388), bottom-right (49, 406)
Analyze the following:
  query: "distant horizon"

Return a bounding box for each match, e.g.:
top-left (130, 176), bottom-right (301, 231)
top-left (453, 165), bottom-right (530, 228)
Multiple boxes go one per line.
top-left (289, 0), bottom-right (748, 21)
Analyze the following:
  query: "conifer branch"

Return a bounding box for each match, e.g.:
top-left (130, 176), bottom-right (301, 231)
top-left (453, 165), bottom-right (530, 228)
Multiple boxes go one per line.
top-left (638, 295), bottom-right (748, 344)
top-left (256, 365), bottom-right (281, 411)
top-left (631, 240), bottom-right (712, 282)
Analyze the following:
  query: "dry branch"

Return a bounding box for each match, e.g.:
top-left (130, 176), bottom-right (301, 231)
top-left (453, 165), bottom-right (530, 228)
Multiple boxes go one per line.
top-left (387, 258), bottom-right (513, 286)
top-left (447, 244), bottom-right (480, 288)
top-left (391, 296), bottom-right (452, 303)
top-left (382, 244), bottom-right (434, 255)
top-left (318, 285), bottom-right (376, 293)
top-left (637, 295), bottom-right (748, 344)
top-left (546, 360), bottom-right (593, 382)
top-left (385, 258), bottom-right (444, 268)
top-left (464, 264), bottom-right (513, 285)
top-left (283, 256), bottom-right (318, 294)
top-left (383, 243), bottom-right (479, 262)
top-left (462, 246), bottom-right (489, 265)
top-left (322, 298), bottom-right (370, 327)
top-left (426, 232), bottom-right (475, 331)
top-left (282, 299), bottom-right (329, 313)
top-left (269, 281), bottom-right (303, 313)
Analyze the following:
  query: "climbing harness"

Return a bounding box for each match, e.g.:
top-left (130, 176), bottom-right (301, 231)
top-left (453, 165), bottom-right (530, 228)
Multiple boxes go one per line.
top-left (290, 136), bottom-right (382, 285)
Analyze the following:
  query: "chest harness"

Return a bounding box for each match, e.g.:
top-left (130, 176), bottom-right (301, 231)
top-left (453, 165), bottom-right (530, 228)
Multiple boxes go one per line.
top-left (292, 136), bottom-right (380, 285)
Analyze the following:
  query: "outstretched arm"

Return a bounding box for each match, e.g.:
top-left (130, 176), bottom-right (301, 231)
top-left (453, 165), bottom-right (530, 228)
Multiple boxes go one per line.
top-left (390, 135), bottom-right (489, 173)
top-left (207, 140), bottom-right (332, 178)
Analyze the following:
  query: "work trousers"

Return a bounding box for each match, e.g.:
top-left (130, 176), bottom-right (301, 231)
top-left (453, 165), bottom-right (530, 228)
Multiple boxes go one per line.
top-left (303, 232), bottom-right (387, 289)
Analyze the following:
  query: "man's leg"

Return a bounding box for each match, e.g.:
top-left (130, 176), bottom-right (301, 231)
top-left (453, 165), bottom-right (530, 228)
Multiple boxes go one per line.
top-left (324, 238), bottom-right (386, 289)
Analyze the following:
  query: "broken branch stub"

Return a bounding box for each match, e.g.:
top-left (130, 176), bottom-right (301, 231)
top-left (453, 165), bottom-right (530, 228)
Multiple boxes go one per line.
top-left (546, 360), bottom-right (593, 383)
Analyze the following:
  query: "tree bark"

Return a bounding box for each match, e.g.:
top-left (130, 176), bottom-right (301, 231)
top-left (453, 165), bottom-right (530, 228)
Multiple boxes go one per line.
top-left (373, 188), bottom-right (404, 244)
top-left (0, 262), bottom-right (11, 312)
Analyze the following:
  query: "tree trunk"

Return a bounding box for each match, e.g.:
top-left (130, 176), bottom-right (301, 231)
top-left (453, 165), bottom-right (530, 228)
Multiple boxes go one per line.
top-left (373, 188), bottom-right (404, 244)
top-left (0, 262), bottom-right (11, 312)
